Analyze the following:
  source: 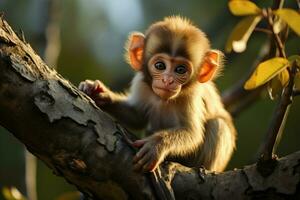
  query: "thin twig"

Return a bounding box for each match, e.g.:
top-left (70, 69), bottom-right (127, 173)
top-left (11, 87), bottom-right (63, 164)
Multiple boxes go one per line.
top-left (255, 0), bottom-right (291, 167)
top-left (254, 27), bottom-right (273, 35)
top-left (25, 151), bottom-right (37, 200)
top-left (261, 65), bottom-right (296, 161)
top-left (266, 8), bottom-right (286, 58)
top-left (44, 0), bottom-right (61, 69)
top-left (296, 0), bottom-right (300, 11)
top-left (293, 90), bottom-right (300, 97)
top-left (272, 0), bottom-right (285, 9)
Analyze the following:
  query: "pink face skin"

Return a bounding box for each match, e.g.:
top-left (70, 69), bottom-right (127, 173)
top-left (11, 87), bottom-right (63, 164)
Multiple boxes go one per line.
top-left (148, 53), bottom-right (193, 100)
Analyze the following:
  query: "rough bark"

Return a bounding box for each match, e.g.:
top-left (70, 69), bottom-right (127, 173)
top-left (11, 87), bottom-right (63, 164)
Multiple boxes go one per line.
top-left (0, 18), bottom-right (300, 200)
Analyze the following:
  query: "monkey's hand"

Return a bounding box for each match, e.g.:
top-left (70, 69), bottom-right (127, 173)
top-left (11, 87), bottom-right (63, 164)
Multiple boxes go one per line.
top-left (132, 135), bottom-right (166, 172)
top-left (78, 80), bottom-right (112, 106)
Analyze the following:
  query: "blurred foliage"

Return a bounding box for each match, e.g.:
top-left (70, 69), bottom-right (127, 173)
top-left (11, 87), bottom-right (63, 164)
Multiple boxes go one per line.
top-left (226, 0), bottom-right (300, 99)
top-left (2, 187), bottom-right (26, 200)
top-left (54, 191), bottom-right (80, 200)
top-left (0, 0), bottom-right (299, 200)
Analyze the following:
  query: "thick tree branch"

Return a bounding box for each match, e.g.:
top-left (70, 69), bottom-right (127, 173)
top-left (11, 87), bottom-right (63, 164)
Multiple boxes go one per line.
top-left (0, 18), bottom-right (300, 200)
top-left (0, 17), bottom-right (157, 200)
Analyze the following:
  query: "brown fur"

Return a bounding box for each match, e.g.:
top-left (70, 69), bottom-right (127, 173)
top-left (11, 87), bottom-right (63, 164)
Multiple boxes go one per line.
top-left (127, 72), bottom-right (236, 171)
top-left (80, 16), bottom-right (236, 172)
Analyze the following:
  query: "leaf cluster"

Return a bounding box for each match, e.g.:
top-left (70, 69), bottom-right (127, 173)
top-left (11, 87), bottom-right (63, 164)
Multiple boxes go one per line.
top-left (227, 0), bottom-right (300, 99)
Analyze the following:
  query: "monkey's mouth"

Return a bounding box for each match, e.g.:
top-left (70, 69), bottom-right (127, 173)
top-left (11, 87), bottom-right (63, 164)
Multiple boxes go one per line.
top-left (155, 87), bottom-right (177, 93)
top-left (152, 86), bottom-right (179, 100)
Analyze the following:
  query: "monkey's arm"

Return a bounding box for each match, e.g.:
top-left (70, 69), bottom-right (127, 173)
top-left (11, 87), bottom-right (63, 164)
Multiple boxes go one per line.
top-left (101, 100), bottom-right (147, 130)
top-left (160, 128), bottom-right (203, 157)
top-left (79, 80), bottom-right (147, 130)
top-left (133, 115), bottom-right (236, 172)
top-left (132, 125), bottom-right (204, 171)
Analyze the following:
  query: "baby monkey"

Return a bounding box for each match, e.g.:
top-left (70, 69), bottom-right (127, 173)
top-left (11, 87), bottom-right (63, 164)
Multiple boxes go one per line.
top-left (79, 16), bottom-right (236, 172)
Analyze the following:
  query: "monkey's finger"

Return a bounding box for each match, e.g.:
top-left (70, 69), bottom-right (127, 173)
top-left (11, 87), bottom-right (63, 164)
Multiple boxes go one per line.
top-left (137, 151), bottom-right (152, 166)
top-left (86, 83), bottom-right (96, 95)
top-left (79, 81), bottom-right (94, 94)
top-left (93, 80), bottom-right (104, 93)
top-left (94, 85), bottom-right (104, 94)
top-left (132, 139), bottom-right (146, 148)
top-left (78, 82), bottom-right (84, 91)
top-left (133, 163), bottom-right (142, 172)
top-left (133, 145), bottom-right (149, 163)
top-left (78, 82), bottom-right (89, 92)
top-left (143, 159), bottom-right (158, 172)
top-left (133, 153), bottom-right (151, 171)
top-left (90, 85), bottom-right (104, 96)
top-left (94, 80), bottom-right (103, 87)
top-left (80, 79), bottom-right (93, 87)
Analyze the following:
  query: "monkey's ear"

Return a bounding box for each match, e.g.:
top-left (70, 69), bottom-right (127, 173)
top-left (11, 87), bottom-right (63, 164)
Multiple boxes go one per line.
top-left (197, 50), bottom-right (222, 83)
top-left (126, 32), bottom-right (145, 71)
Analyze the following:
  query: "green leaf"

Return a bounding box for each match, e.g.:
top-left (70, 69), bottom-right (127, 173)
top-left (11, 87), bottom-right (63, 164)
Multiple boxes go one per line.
top-left (229, 0), bottom-right (261, 16)
top-left (288, 55), bottom-right (300, 66)
top-left (267, 69), bottom-right (289, 100)
top-left (244, 57), bottom-right (290, 90)
top-left (226, 15), bottom-right (262, 53)
top-left (268, 77), bottom-right (282, 100)
top-left (274, 9), bottom-right (300, 36)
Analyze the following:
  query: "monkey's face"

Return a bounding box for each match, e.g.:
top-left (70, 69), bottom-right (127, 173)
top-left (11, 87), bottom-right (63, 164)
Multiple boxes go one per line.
top-left (148, 53), bottom-right (193, 100)
top-left (125, 18), bottom-right (221, 101)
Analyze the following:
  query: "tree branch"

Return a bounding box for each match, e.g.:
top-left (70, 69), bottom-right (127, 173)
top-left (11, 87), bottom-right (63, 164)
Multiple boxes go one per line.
top-left (258, 65), bottom-right (296, 163)
top-left (0, 17), bottom-right (300, 200)
top-left (293, 90), bottom-right (300, 97)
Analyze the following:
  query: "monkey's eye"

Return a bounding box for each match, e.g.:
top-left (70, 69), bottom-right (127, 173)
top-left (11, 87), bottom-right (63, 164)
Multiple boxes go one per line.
top-left (175, 65), bottom-right (187, 74)
top-left (154, 62), bottom-right (166, 70)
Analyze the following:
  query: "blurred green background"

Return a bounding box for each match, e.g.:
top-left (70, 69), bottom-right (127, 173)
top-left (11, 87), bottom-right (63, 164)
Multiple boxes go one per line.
top-left (0, 0), bottom-right (299, 200)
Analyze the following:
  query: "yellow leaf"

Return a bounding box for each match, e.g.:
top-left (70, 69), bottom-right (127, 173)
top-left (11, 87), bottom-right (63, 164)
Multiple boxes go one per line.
top-left (295, 72), bottom-right (300, 91)
top-left (244, 57), bottom-right (290, 90)
top-left (226, 15), bottom-right (262, 53)
top-left (278, 68), bottom-right (290, 87)
top-left (2, 187), bottom-right (26, 200)
top-left (273, 17), bottom-right (286, 34)
top-left (2, 187), bottom-right (13, 200)
top-left (274, 9), bottom-right (300, 36)
top-left (268, 69), bottom-right (290, 99)
top-left (228, 0), bottom-right (261, 16)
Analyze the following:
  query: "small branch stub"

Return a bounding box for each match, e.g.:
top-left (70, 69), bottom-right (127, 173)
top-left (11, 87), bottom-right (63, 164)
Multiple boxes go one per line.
top-left (256, 154), bottom-right (278, 177)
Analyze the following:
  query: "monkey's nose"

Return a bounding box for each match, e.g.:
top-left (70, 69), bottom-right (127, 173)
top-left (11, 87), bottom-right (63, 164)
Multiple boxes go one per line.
top-left (162, 76), bottom-right (174, 85)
